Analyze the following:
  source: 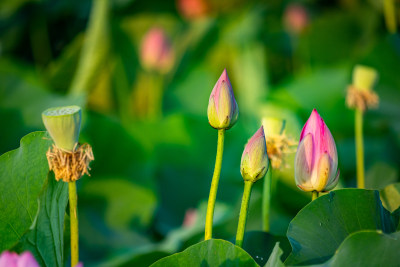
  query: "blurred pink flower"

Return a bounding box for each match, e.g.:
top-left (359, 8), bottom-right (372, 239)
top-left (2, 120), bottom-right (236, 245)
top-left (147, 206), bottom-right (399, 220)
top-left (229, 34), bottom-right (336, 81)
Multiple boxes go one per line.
top-left (207, 69), bottom-right (238, 130)
top-left (240, 126), bottom-right (269, 183)
top-left (140, 28), bottom-right (175, 74)
top-left (283, 4), bottom-right (309, 34)
top-left (0, 251), bottom-right (39, 267)
top-left (176, 0), bottom-right (209, 19)
top-left (183, 208), bottom-right (198, 227)
top-left (295, 109), bottom-right (339, 192)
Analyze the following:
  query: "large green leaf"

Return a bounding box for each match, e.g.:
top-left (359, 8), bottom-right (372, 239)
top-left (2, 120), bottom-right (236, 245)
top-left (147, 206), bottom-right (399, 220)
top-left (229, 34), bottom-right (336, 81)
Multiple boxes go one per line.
top-left (285, 189), bottom-right (397, 265)
top-left (0, 131), bottom-right (52, 251)
top-left (313, 231), bottom-right (400, 267)
top-left (16, 174), bottom-right (68, 267)
top-left (150, 239), bottom-right (258, 267)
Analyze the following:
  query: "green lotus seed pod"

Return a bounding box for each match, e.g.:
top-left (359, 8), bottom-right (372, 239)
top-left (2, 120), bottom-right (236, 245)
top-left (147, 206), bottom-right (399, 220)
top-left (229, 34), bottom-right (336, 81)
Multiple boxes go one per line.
top-left (42, 106), bottom-right (82, 152)
top-left (352, 65), bottom-right (378, 91)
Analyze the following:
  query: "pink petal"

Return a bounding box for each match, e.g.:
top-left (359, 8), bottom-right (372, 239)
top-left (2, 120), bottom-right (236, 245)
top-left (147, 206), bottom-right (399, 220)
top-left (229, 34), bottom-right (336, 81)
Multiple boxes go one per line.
top-left (17, 252), bottom-right (39, 267)
top-left (0, 251), bottom-right (18, 267)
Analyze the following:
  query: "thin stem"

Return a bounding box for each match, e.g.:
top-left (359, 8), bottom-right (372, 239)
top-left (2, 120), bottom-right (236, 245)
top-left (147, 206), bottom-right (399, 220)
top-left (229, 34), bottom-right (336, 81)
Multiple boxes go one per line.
top-left (383, 0), bottom-right (397, 34)
top-left (69, 181), bottom-right (79, 267)
top-left (355, 109), bottom-right (365, 189)
top-left (204, 129), bottom-right (225, 240)
top-left (262, 166), bottom-right (272, 232)
top-left (235, 181), bottom-right (253, 247)
top-left (311, 191), bottom-right (319, 201)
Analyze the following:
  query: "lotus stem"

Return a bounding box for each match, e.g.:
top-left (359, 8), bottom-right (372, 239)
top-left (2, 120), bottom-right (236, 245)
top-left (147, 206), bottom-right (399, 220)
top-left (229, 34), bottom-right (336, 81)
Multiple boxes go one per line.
top-left (355, 109), bottom-right (365, 189)
top-left (236, 181), bottom-right (253, 247)
top-left (69, 181), bottom-right (79, 267)
top-left (262, 165), bottom-right (272, 232)
top-left (205, 129), bottom-right (225, 240)
top-left (311, 191), bottom-right (319, 201)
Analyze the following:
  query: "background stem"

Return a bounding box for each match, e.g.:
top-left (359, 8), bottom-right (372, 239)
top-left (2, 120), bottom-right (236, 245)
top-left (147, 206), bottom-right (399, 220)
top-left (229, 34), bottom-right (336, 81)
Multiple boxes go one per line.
top-left (69, 181), bottom-right (79, 267)
top-left (383, 0), bottom-right (397, 34)
top-left (355, 109), bottom-right (365, 189)
top-left (262, 166), bottom-right (272, 232)
top-left (236, 181), bottom-right (253, 247)
top-left (204, 129), bottom-right (225, 240)
top-left (311, 191), bottom-right (319, 201)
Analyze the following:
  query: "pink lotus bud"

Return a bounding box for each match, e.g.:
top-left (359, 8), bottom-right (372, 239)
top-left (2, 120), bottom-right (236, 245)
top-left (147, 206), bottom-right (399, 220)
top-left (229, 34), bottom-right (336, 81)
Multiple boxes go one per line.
top-left (295, 109), bottom-right (339, 192)
top-left (283, 4), bottom-right (309, 34)
top-left (0, 251), bottom-right (39, 267)
top-left (207, 69), bottom-right (238, 130)
top-left (240, 126), bottom-right (269, 183)
top-left (176, 0), bottom-right (209, 20)
top-left (140, 28), bottom-right (175, 74)
top-left (183, 208), bottom-right (198, 228)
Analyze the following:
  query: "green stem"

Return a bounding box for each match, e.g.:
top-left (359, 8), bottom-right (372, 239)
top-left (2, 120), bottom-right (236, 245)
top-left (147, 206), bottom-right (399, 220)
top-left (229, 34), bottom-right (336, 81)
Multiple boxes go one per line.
top-left (69, 181), bottom-right (79, 267)
top-left (262, 166), bottom-right (272, 232)
top-left (204, 129), bottom-right (225, 240)
top-left (311, 191), bottom-right (319, 201)
top-left (355, 109), bottom-right (365, 189)
top-left (236, 181), bottom-right (253, 247)
top-left (383, 0), bottom-right (397, 34)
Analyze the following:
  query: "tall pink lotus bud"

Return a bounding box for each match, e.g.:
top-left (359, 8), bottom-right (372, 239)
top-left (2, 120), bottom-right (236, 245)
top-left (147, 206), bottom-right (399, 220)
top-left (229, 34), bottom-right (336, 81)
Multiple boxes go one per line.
top-left (140, 27), bottom-right (175, 74)
top-left (283, 4), bottom-right (309, 34)
top-left (295, 109), bottom-right (339, 192)
top-left (0, 251), bottom-right (39, 267)
top-left (207, 69), bottom-right (238, 130)
top-left (240, 126), bottom-right (269, 183)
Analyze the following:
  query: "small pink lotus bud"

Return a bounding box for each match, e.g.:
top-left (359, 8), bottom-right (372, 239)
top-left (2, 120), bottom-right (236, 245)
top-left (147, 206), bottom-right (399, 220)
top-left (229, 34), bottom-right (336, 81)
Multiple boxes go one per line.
top-left (0, 251), bottom-right (39, 267)
top-left (283, 4), bottom-right (309, 34)
top-left (295, 109), bottom-right (339, 192)
top-left (240, 126), bottom-right (269, 183)
top-left (207, 69), bottom-right (238, 130)
top-left (140, 28), bottom-right (175, 74)
top-left (183, 208), bottom-right (198, 227)
top-left (176, 0), bottom-right (209, 20)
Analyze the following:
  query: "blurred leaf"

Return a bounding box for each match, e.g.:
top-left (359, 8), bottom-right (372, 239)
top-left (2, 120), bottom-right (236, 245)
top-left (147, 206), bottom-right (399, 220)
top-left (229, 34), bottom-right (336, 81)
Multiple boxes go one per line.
top-left (0, 131), bottom-right (52, 251)
top-left (0, 0), bottom-right (34, 18)
top-left (150, 239), bottom-right (258, 267)
top-left (241, 231), bottom-right (290, 266)
top-left (285, 189), bottom-right (397, 265)
top-left (366, 162), bottom-right (398, 190)
top-left (16, 174), bottom-right (68, 267)
top-left (314, 231), bottom-right (400, 267)
top-left (380, 183), bottom-right (400, 213)
top-left (0, 59), bottom-right (85, 128)
top-left (264, 242), bottom-right (284, 267)
top-left (81, 177), bottom-right (157, 230)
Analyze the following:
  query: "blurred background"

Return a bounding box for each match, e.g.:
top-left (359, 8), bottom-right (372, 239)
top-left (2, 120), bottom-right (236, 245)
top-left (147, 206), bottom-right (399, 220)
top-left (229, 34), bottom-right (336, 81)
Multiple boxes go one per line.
top-left (1, 0), bottom-right (400, 266)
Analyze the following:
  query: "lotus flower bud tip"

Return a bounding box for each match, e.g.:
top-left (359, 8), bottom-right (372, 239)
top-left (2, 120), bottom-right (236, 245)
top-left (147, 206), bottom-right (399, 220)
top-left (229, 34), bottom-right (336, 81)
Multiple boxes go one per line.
top-left (207, 69), bottom-right (238, 130)
top-left (240, 126), bottom-right (269, 183)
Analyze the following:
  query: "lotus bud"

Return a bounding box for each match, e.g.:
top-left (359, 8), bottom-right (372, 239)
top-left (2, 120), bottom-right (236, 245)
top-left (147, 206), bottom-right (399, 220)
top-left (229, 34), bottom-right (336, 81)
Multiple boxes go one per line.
top-left (207, 69), bottom-right (238, 130)
top-left (176, 0), bottom-right (209, 20)
top-left (352, 65), bottom-right (378, 91)
top-left (140, 27), bottom-right (175, 74)
top-left (241, 126), bottom-right (269, 183)
top-left (284, 4), bottom-right (309, 34)
top-left (295, 109), bottom-right (339, 192)
top-left (42, 106), bottom-right (82, 152)
top-left (0, 251), bottom-right (39, 267)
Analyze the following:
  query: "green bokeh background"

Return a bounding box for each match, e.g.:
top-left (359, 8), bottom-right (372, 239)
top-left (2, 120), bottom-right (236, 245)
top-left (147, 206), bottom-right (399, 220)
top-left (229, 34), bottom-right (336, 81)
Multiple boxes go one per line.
top-left (1, 0), bottom-right (399, 265)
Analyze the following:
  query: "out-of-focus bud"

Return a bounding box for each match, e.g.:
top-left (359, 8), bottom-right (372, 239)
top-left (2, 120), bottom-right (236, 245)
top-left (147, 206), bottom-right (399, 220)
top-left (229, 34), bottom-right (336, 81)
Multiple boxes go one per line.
top-left (295, 109), bottom-right (339, 192)
top-left (241, 126), bottom-right (269, 183)
top-left (183, 208), bottom-right (198, 228)
top-left (0, 251), bottom-right (39, 267)
top-left (283, 4), bottom-right (309, 34)
top-left (346, 65), bottom-right (379, 111)
top-left (140, 28), bottom-right (175, 74)
top-left (207, 69), bottom-right (238, 130)
top-left (42, 106), bottom-right (82, 152)
top-left (262, 118), bottom-right (297, 169)
top-left (176, 0), bottom-right (209, 20)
